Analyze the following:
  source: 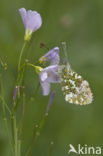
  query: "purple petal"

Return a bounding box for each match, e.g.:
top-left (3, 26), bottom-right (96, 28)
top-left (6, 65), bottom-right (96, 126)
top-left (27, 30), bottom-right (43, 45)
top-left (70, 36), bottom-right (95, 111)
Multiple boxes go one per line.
top-left (26, 10), bottom-right (42, 31)
top-left (40, 80), bottom-right (50, 96)
top-left (40, 65), bottom-right (61, 96)
top-left (40, 47), bottom-right (60, 65)
top-left (19, 8), bottom-right (27, 27)
top-left (45, 47), bottom-right (59, 65)
top-left (40, 65), bottom-right (60, 83)
top-left (44, 65), bottom-right (61, 83)
top-left (43, 65), bottom-right (58, 73)
top-left (47, 71), bottom-right (61, 83)
top-left (19, 8), bottom-right (42, 32)
top-left (40, 71), bottom-right (48, 82)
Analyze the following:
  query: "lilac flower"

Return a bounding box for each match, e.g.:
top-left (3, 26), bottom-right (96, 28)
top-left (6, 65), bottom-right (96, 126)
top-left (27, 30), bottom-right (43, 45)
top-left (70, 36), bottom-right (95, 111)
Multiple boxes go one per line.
top-left (39, 47), bottom-right (60, 65)
top-left (40, 65), bottom-right (61, 96)
top-left (19, 8), bottom-right (42, 41)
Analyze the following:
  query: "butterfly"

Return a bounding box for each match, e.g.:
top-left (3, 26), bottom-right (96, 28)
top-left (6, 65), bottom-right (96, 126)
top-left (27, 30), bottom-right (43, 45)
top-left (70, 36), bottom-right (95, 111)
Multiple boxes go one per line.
top-left (59, 42), bottom-right (93, 105)
top-left (59, 63), bottom-right (93, 105)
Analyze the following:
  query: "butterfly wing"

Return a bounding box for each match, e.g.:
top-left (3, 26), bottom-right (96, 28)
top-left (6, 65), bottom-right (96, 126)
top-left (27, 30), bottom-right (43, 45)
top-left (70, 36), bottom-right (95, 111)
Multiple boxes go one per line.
top-left (60, 65), bottom-right (93, 105)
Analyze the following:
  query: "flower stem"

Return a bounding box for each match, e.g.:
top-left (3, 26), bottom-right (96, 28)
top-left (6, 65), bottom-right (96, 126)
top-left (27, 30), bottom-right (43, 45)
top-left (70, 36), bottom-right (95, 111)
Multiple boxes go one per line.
top-left (48, 142), bottom-right (54, 156)
top-left (0, 74), bottom-right (14, 155)
top-left (21, 60), bottom-right (28, 87)
top-left (12, 112), bottom-right (18, 156)
top-left (4, 100), bottom-right (11, 115)
top-left (18, 41), bottom-right (27, 72)
top-left (25, 89), bottom-right (55, 156)
top-left (18, 140), bottom-right (21, 156)
top-left (27, 63), bottom-right (36, 69)
top-left (0, 96), bottom-right (11, 115)
top-left (12, 41), bottom-right (28, 156)
top-left (12, 113), bottom-right (18, 156)
top-left (1, 97), bottom-right (14, 155)
top-left (34, 82), bottom-right (40, 97)
top-left (26, 113), bottom-right (48, 156)
top-left (14, 43), bottom-right (27, 109)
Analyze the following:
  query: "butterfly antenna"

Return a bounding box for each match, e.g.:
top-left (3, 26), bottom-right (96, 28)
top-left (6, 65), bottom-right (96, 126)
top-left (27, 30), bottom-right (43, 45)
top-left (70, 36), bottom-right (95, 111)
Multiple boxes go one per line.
top-left (61, 42), bottom-right (71, 69)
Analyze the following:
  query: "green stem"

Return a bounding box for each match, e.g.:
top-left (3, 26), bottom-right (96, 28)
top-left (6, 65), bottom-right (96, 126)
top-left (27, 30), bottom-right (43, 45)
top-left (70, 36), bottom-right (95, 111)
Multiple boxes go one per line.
top-left (18, 140), bottom-right (21, 156)
top-left (0, 56), bottom-right (15, 84)
top-left (0, 74), bottom-right (14, 155)
top-left (13, 113), bottom-right (18, 156)
top-left (17, 94), bottom-right (25, 156)
top-left (34, 82), bottom-right (40, 97)
top-left (4, 100), bottom-right (11, 115)
top-left (26, 113), bottom-right (48, 156)
top-left (18, 41), bottom-right (27, 72)
top-left (27, 63), bottom-right (36, 69)
top-left (0, 97), bottom-right (11, 115)
top-left (48, 142), bottom-right (54, 156)
top-left (14, 43), bottom-right (27, 109)
top-left (11, 41), bottom-right (27, 156)
top-left (21, 61), bottom-right (28, 87)
top-left (18, 93), bottom-right (25, 141)
top-left (1, 97), bottom-right (14, 155)
top-left (25, 63), bottom-right (41, 98)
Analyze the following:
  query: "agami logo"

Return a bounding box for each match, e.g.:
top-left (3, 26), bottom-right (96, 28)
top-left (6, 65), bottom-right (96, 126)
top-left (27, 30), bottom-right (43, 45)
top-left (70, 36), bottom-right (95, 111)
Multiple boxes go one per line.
top-left (68, 144), bottom-right (102, 155)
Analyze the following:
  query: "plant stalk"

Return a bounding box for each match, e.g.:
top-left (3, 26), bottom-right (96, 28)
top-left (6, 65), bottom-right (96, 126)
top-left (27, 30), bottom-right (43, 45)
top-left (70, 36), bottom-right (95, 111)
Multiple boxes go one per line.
top-left (18, 41), bottom-right (27, 73)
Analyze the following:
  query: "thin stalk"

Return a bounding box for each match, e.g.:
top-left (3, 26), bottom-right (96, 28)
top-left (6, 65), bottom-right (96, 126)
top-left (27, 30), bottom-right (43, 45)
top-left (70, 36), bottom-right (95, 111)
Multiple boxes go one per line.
top-left (26, 62), bottom-right (41, 98)
top-left (0, 97), bottom-right (11, 115)
top-left (0, 56), bottom-right (15, 84)
top-left (18, 140), bottom-right (21, 156)
top-left (12, 113), bottom-right (18, 156)
top-left (11, 41), bottom-right (28, 156)
top-left (0, 74), bottom-right (14, 155)
top-left (25, 83), bottom-right (41, 156)
top-left (11, 104), bottom-right (18, 156)
top-left (18, 41), bottom-right (27, 72)
top-left (4, 100), bottom-right (11, 115)
top-left (48, 142), bottom-right (54, 156)
top-left (27, 63), bottom-right (36, 69)
top-left (1, 97), bottom-right (14, 155)
top-left (18, 93), bottom-right (25, 138)
top-left (21, 60), bottom-right (28, 87)
top-left (25, 91), bottom-right (55, 156)
top-left (33, 82), bottom-right (40, 97)
top-left (18, 93), bottom-right (25, 153)
top-left (14, 42), bottom-right (27, 110)
top-left (26, 113), bottom-right (48, 156)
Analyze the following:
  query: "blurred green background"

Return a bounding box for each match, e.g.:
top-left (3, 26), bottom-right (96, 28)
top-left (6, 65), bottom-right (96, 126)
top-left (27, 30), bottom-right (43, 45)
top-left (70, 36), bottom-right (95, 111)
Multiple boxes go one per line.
top-left (0, 0), bottom-right (103, 156)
